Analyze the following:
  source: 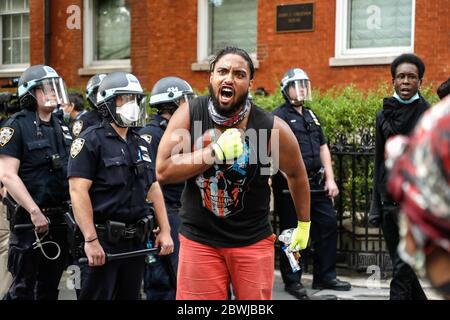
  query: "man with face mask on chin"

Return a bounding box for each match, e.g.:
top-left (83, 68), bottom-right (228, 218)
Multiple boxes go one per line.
top-left (68, 72), bottom-right (173, 300)
top-left (0, 65), bottom-right (72, 300)
top-left (370, 53), bottom-right (429, 300)
top-left (157, 47), bottom-right (311, 300)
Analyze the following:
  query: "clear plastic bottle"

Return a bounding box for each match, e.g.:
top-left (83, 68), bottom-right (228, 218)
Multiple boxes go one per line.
top-left (278, 228), bottom-right (301, 273)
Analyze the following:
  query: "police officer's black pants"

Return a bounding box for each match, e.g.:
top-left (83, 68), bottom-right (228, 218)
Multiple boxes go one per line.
top-left (143, 207), bottom-right (179, 300)
top-left (79, 238), bottom-right (145, 300)
top-left (274, 191), bottom-right (337, 285)
top-left (4, 227), bottom-right (68, 300)
top-left (381, 204), bottom-right (427, 300)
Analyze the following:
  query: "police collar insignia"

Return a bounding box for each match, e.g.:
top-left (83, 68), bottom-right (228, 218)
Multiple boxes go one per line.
top-left (0, 127), bottom-right (14, 147)
top-left (72, 120), bottom-right (83, 137)
top-left (208, 98), bottom-right (250, 127)
top-left (70, 138), bottom-right (85, 158)
top-left (140, 134), bottom-right (152, 144)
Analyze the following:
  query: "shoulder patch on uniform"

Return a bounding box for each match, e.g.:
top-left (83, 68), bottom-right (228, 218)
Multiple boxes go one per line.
top-left (0, 127), bottom-right (14, 147)
top-left (140, 134), bottom-right (152, 144)
top-left (72, 120), bottom-right (84, 137)
top-left (70, 138), bottom-right (85, 158)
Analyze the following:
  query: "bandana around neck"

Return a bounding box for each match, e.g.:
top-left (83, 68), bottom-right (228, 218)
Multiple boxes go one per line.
top-left (208, 98), bottom-right (250, 127)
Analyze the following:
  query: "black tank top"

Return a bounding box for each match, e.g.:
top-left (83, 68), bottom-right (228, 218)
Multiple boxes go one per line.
top-left (179, 96), bottom-right (274, 247)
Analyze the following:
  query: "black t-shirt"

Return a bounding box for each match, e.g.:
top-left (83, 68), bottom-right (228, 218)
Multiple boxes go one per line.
top-left (0, 109), bottom-right (72, 208)
top-left (138, 114), bottom-right (185, 208)
top-left (67, 122), bottom-right (156, 223)
top-left (179, 96), bottom-right (274, 248)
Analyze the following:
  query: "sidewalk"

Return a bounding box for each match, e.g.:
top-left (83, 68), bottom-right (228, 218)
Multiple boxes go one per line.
top-left (58, 267), bottom-right (444, 300)
top-left (273, 269), bottom-right (444, 300)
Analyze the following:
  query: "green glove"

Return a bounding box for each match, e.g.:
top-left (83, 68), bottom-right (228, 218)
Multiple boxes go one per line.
top-left (212, 128), bottom-right (244, 161)
top-left (289, 221), bottom-right (311, 252)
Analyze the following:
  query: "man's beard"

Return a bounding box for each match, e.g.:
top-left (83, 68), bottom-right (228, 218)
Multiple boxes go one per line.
top-left (208, 84), bottom-right (248, 117)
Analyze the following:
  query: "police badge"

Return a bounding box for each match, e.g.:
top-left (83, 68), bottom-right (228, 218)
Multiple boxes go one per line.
top-left (140, 134), bottom-right (152, 144)
top-left (0, 127), bottom-right (14, 147)
top-left (72, 120), bottom-right (84, 137)
top-left (71, 138), bottom-right (85, 158)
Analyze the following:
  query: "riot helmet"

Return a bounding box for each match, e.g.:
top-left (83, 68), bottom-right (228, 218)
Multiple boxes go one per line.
top-left (149, 76), bottom-right (196, 115)
top-left (280, 68), bottom-right (312, 106)
top-left (86, 73), bottom-right (107, 109)
top-left (18, 65), bottom-right (69, 110)
top-left (96, 72), bottom-right (145, 128)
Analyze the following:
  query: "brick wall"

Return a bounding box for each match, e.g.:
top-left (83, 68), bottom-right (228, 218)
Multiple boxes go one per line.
top-left (4, 0), bottom-right (450, 94)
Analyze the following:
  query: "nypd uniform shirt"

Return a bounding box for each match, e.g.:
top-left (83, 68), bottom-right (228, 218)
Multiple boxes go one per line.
top-left (138, 114), bottom-right (184, 208)
top-left (71, 109), bottom-right (103, 138)
top-left (67, 121), bottom-right (156, 224)
top-left (273, 103), bottom-right (326, 173)
top-left (0, 109), bottom-right (72, 208)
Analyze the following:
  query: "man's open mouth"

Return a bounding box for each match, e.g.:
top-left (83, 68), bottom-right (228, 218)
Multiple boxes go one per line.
top-left (219, 86), bottom-right (234, 104)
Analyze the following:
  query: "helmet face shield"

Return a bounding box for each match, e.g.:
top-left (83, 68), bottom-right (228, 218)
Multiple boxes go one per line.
top-left (114, 94), bottom-right (145, 127)
top-left (285, 79), bottom-right (312, 105)
top-left (34, 78), bottom-right (69, 108)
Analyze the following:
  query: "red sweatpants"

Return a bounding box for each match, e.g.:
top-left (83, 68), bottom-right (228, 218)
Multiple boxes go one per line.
top-left (176, 234), bottom-right (276, 300)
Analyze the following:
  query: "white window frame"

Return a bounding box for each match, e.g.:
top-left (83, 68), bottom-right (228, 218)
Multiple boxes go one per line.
top-left (79, 0), bottom-right (131, 75)
top-left (192, 0), bottom-right (259, 71)
top-left (330, 0), bottom-right (415, 67)
top-left (0, 1), bottom-right (30, 77)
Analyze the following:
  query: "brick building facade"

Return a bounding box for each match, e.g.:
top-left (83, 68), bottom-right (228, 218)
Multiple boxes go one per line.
top-left (0, 0), bottom-right (449, 94)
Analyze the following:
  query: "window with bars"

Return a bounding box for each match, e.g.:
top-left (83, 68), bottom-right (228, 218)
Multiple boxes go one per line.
top-left (0, 0), bottom-right (29, 65)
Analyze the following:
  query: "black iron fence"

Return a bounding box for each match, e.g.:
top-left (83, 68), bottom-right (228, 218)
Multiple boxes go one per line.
top-left (331, 133), bottom-right (391, 274)
top-left (272, 131), bottom-right (392, 275)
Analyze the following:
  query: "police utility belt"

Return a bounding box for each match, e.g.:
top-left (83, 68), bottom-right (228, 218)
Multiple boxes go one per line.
top-left (94, 215), bottom-right (154, 245)
top-left (3, 195), bottom-right (67, 231)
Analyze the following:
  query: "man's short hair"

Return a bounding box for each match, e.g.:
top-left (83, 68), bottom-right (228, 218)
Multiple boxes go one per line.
top-left (68, 92), bottom-right (85, 111)
top-left (209, 46), bottom-right (255, 80)
top-left (437, 77), bottom-right (450, 100)
top-left (390, 53), bottom-right (426, 80)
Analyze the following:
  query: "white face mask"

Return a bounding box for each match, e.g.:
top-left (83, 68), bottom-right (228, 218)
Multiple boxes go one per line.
top-left (116, 100), bottom-right (140, 125)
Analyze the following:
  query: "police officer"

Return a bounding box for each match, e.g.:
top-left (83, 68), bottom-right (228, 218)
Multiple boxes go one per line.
top-left (272, 68), bottom-right (351, 299)
top-left (61, 92), bottom-right (87, 137)
top-left (0, 65), bottom-right (72, 300)
top-left (70, 74), bottom-right (106, 138)
top-left (138, 76), bottom-right (196, 300)
top-left (68, 71), bottom-right (173, 300)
